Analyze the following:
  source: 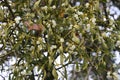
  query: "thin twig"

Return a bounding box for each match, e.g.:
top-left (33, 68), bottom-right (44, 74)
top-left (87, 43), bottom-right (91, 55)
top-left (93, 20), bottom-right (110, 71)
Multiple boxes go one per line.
top-left (0, 75), bottom-right (5, 80)
top-left (56, 61), bottom-right (73, 70)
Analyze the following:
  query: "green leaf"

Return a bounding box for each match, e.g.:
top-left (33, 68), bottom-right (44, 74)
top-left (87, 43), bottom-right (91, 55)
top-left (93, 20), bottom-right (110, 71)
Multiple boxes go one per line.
top-left (82, 60), bottom-right (88, 70)
top-left (48, 0), bottom-right (53, 6)
top-left (75, 62), bottom-right (80, 71)
top-left (60, 54), bottom-right (64, 64)
top-left (42, 70), bottom-right (46, 80)
top-left (94, 0), bottom-right (100, 10)
top-left (13, 40), bottom-right (22, 50)
top-left (52, 68), bottom-right (58, 79)
top-left (0, 9), bottom-right (4, 21)
top-left (33, 0), bottom-right (41, 10)
top-left (59, 45), bottom-right (63, 53)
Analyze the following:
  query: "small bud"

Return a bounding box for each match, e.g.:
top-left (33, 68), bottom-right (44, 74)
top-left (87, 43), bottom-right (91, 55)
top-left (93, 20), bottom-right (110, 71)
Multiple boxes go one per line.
top-left (60, 38), bottom-right (64, 43)
top-left (15, 16), bottom-right (21, 24)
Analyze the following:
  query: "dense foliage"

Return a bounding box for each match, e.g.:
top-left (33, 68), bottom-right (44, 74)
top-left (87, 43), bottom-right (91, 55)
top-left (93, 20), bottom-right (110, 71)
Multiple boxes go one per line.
top-left (0, 0), bottom-right (120, 80)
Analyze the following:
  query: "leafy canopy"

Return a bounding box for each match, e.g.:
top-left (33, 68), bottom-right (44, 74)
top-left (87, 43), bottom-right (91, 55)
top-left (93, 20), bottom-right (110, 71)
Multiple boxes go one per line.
top-left (0, 0), bottom-right (120, 80)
